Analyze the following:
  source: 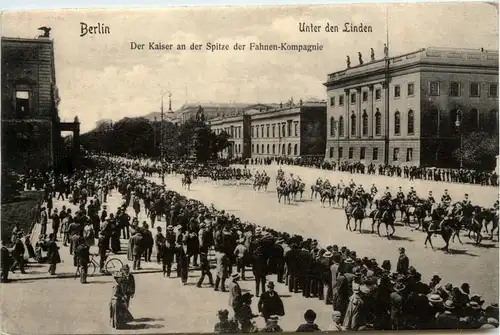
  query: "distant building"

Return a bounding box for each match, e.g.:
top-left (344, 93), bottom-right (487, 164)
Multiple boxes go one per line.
top-left (176, 102), bottom-right (278, 124)
top-left (209, 100), bottom-right (327, 159)
top-left (1, 35), bottom-right (80, 173)
top-left (324, 47), bottom-right (499, 168)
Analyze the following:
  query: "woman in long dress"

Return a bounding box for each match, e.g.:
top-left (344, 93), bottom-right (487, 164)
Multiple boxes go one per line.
top-left (109, 281), bottom-right (134, 329)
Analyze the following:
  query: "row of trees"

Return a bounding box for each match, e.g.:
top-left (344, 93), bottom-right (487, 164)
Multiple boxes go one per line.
top-left (80, 117), bottom-right (231, 162)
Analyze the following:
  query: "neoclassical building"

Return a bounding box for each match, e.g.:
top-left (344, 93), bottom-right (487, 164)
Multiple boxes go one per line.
top-left (324, 47), bottom-right (499, 168)
top-left (209, 100), bottom-right (327, 159)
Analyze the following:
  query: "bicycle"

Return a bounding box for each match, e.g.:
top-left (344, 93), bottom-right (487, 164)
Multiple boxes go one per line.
top-left (74, 252), bottom-right (123, 279)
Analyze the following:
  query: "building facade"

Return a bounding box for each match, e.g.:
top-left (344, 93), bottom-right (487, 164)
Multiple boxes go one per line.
top-left (324, 47), bottom-right (499, 168)
top-left (209, 100), bottom-right (327, 159)
top-left (176, 102), bottom-right (276, 124)
top-left (209, 114), bottom-right (251, 158)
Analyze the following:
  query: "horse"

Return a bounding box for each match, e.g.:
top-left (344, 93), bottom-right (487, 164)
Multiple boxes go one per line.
top-left (310, 184), bottom-right (323, 200)
top-left (277, 182), bottom-right (291, 204)
top-left (290, 180), bottom-right (305, 201)
top-left (477, 207), bottom-right (499, 241)
top-left (181, 173), bottom-right (192, 190)
top-left (253, 175), bottom-right (270, 191)
top-left (337, 187), bottom-right (352, 208)
top-left (345, 200), bottom-right (366, 232)
top-left (377, 205), bottom-right (397, 239)
top-left (320, 186), bottom-right (337, 207)
top-left (424, 206), bottom-right (459, 253)
top-left (402, 200), bottom-right (427, 230)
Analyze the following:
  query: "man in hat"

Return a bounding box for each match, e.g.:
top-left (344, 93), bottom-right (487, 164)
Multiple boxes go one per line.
top-left (429, 275), bottom-right (442, 294)
top-left (10, 232), bottom-right (26, 274)
top-left (74, 237), bottom-right (90, 284)
top-left (115, 264), bottom-right (135, 307)
top-left (296, 309), bottom-right (321, 332)
top-left (196, 250), bottom-right (214, 288)
top-left (162, 225), bottom-right (176, 277)
top-left (234, 238), bottom-right (247, 280)
top-left (45, 233), bottom-right (61, 275)
top-left (40, 206), bottom-right (48, 236)
top-left (228, 273), bottom-right (242, 315)
top-left (396, 247), bottom-right (409, 275)
top-left (214, 309), bottom-right (238, 333)
top-left (258, 281), bottom-right (285, 322)
top-left (154, 226), bottom-right (165, 264)
top-left (130, 230), bottom-right (144, 270)
top-left (390, 282), bottom-right (406, 330)
top-left (261, 315), bottom-right (283, 333)
top-left (441, 190), bottom-right (452, 207)
top-left (343, 283), bottom-right (365, 330)
top-left (436, 300), bottom-right (459, 329)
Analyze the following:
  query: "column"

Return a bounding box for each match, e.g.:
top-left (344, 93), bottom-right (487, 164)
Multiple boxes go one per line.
top-left (344, 88), bottom-right (350, 139)
top-left (369, 84), bottom-right (374, 138)
top-left (356, 87), bottom-right (362, 138)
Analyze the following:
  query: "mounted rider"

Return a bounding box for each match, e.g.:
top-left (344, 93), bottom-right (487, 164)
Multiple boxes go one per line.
top-left (323, 178), bottom-right (331, 189)
top-left (408, 187), bottom-right (417, 200)
top-left (396, 187), bottom-right (405, 202)
top-left (462, 193), bottom-right (471, 207)
top-left (349, 179), bottom-right (356, 188)
top-left (427, 191), bottom-right (436, 204)
top-left (383, 187), bottom-right (392, 200)
top-left (370, 183), bottom-right (377, 195)
top-left (441, 189), bottom-right (452, 207)
top-left (338, 180), bottom-right (345, 190)
top-left (315, 177), bottom-right (322, 186)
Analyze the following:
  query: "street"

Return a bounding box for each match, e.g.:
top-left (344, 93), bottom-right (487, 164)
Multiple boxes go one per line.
top-left (0, 168), bottom-right (498, 334)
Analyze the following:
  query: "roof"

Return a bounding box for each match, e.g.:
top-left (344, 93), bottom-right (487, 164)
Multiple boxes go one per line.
top-left (2, 36), bottom-right (53, 44)
top-left (325, 46), bottom-right (499, 86)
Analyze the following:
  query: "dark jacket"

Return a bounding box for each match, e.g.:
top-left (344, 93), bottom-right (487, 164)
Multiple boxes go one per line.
top-left (296, 323), bottom-right (321, 332)
top-left (257, 290), bottom-right (285, 318)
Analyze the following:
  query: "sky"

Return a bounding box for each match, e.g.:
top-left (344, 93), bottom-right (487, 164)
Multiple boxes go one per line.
top-left (1, 3), bottom-right (498, 132)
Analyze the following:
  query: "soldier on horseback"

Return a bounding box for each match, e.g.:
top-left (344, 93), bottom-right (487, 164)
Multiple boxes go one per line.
top-left (383, 187), bottom-right (392, 201)
top-left (396, 187), bottom-right (405, 202)
top-left (427, 191), bottom-right (435, 205)
top-left (408, 187), bottom-right (417, 200)
top-left (441, 189), bottom-right (452, 207)
top-left (349, 179), bottom-right (356, 188)
top-left (370, 183), bottom-right (377, 195)
top-left (462, 193), bottom-right (471, 207)
top-left (324, 179), bottom-right (331, 188)
top-left (316, 177), bottom-right (322, 186)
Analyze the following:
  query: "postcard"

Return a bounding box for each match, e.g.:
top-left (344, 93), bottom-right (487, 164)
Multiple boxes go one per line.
top-left (1, 3), bottom-right (499, 334)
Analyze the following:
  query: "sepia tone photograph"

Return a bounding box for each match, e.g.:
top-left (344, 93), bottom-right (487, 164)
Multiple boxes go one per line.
top-left (0, 3), bottom-right (499, 333)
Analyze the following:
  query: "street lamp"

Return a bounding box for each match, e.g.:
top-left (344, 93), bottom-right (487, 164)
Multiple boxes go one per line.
top-left (455, 110), bottom-right (463, 169)
top-left (335, 120), bottom-right (340, 169)
top-left (158, 85), bottom-right (169, 186)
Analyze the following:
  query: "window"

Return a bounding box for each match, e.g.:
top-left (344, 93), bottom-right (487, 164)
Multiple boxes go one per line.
top-left (348, 147), bottom-right (354, 159)
top-left (287, 143), bottom-right (292, 155)
top-left (362, 91), bottom-right (368, 102)
top-left (256, 144), bottom-right (259, 153)
top-left (282, 124), bottom-right (286, 137)
top-left (267, 144), bottom-right (270, 154)
top-left (261, 125), bottom-right (264, 137)
top-left (351, 113), bottom-right (356, 136)
top-left (287, 121), bottom-right (292, 137)
top-left (407, 110), bottom-right (414, 134)
top-left (470, 83), bottom-right (480, 97)
top-left (362, 110), bottom-right (368, 136)
top-left (338, 147), bottom-right (343, 158)
top-left (375, 109), bottom-right (381, 136)
top-left (470, 109), bottom-right (479, 130)
top-left (407, 83), bottom-right (414, 96)
top-left (330, 97), bottom-right (335, 106)
top-left (394, 111), bottom-right (401, 135)
top-left (375, 88), bottom-right (381, 100)
top-left (330, 117), bottom-right (335, 136)
top-left (252, 144), bottom-right (255, 153)
top-left (272, 144), bottom-right (276, 154)
top-left (266, 125), bottom-right (270, 138)
top-left (429, 81), bottom-right (440, 96)
top-left (261, 144), bottom-right (264, 153)
top-left (360, 147), bottom-right (365, 160)
top-left (339, 95), bottom-right (344, 106)
top-left (339, 116), bottom-right (344, 137)
top-left (406, 148), bottom-right (413, 162)
top-left (394, 85), bottom-right (401, 98)
top-left (329, 147), bottom-right (334, 158)
top-left (489, 84), bottom-right (498, 97)
top-left (450, 81), bottom-right (460, 97)
top-left (373, 148), bottom-right (379, 160)
top-left (393, 148), bottom-right (399, 161)
top-left (294, 123), bottom-right (298, 136)
top-left (294, 144), bottom-right (298, 155)
top-left (282, 144), bottom-right (285, 155)
top-left (272, 125), bottom-right (275, 138)
top-left (251, 127), bottom-right (254, 138)
top-left (350, 93), bottom-right (356, 104)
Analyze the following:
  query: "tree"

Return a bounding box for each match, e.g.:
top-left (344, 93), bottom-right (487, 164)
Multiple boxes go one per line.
top-left (453, 131), bottom-right (499, 170)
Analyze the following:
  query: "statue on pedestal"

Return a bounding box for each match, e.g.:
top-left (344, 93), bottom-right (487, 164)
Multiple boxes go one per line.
top-left (370, 48), bottom-right (375, 61)
top-left (358, 52), bottom-right (363, 65)
top-left (384, 43), bottom-right (389, 58)
top-left (196, 105), bottom-right (205, 123)
top-left (346, 56), bottom-right (351, 68)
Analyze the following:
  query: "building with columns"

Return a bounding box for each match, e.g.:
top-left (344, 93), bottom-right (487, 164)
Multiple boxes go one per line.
top-left (324, 47), bottom-right (499, 168)
top-left (209, 99), bottom-right (327, 159)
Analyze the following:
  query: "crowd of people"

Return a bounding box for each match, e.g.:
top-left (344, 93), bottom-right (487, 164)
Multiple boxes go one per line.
top-left (240, 156), bottom-right (499, 186)
top-left (2, 156), bottom-right (499, 332)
